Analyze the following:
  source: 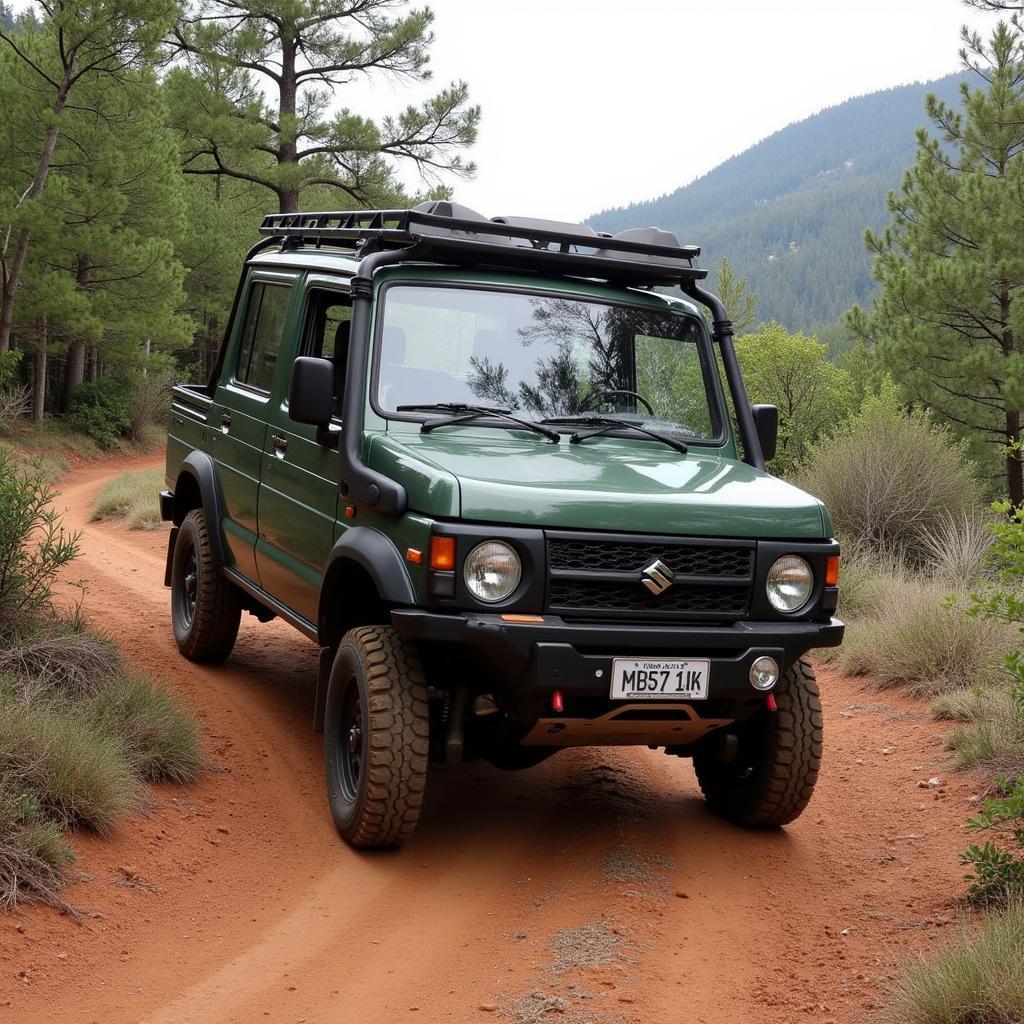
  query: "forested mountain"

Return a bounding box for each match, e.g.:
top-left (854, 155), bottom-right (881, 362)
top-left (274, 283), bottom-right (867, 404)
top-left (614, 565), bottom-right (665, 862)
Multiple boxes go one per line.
top-left (589, 74), bottom-right (965, 332)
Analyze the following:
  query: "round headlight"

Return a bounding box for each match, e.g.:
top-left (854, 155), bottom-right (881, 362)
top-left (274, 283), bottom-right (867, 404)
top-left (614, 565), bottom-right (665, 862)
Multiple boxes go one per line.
top-left (464, 541), bottom-right (522, 603)
top-left (766, 555), bottom-right (813, 613)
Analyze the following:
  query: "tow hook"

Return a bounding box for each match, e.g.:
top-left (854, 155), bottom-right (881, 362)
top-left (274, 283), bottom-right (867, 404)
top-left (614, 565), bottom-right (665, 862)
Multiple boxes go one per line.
top-left (765, 693), bottom-right (778, 712)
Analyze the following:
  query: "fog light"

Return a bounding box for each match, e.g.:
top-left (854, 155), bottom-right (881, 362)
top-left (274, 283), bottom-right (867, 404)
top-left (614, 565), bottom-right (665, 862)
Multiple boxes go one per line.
top-left (749, 656), bottom-right (780, 691)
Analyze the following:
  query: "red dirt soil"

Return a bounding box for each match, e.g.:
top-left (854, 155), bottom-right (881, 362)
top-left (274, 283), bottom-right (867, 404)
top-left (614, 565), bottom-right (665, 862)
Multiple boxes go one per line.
top-left (0, 457), bottom-right (985, 1024)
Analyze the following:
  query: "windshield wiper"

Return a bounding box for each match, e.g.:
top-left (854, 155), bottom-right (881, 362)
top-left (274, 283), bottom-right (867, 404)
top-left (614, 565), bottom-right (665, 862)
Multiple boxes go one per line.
top-left (396, 403), bottom-right (560, 443)
top-left (540, 415), bottom-right (689, 456)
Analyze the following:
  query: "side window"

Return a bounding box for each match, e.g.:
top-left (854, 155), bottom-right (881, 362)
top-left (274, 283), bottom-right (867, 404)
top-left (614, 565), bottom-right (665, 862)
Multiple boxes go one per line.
top-left (303, 292), bottom-right (353, 412)
top-left (235, 282), bottom-right (292, 393)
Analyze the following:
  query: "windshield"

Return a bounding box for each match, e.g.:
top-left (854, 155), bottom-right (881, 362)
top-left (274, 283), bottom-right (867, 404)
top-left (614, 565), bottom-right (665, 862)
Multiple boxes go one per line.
top-left (375, 285), bottom-right (720, 442)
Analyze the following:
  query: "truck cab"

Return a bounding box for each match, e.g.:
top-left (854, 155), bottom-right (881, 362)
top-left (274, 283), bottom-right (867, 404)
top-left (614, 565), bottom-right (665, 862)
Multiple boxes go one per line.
top-left (162, 201), bottom-right (842, 848)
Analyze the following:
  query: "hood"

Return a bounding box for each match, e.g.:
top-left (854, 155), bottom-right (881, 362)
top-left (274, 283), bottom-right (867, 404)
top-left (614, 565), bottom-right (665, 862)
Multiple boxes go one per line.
top-left (367, 430), bottom-right (828, 539)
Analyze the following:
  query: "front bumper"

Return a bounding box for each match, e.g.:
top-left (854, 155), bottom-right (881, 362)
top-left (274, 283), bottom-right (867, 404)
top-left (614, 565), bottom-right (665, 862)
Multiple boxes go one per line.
top-left (391, 609), bottom-right (844, 710)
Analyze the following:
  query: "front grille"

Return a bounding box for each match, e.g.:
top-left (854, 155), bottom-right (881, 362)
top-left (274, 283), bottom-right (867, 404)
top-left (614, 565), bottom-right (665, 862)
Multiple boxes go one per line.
top-left (545, 532), bottom-right (755, 621)
top-left (548, 539), bottom-right (752, 577)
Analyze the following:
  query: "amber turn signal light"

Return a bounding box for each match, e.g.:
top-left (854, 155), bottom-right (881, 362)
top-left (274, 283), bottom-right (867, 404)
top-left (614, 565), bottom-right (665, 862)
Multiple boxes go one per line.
top-left (825, 555), bottom-right (840, 587)
top-left (429, 536), bottom-right (456, 571)
top-left (406, 548), bottom-right (423, 565)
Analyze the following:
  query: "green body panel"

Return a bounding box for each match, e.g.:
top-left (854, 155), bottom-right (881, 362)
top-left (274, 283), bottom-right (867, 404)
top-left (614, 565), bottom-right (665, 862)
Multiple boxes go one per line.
top-left (256, 412), bottom-right (342, 624)
top-left (210, 382), bottom-right (269, 581)
top-left (369, 427), bottom-right (827, 539)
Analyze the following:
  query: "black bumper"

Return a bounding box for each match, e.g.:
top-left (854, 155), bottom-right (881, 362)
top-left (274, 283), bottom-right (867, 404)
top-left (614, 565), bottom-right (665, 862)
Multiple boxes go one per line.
top-left (391, 609), bottom-right (844, 705)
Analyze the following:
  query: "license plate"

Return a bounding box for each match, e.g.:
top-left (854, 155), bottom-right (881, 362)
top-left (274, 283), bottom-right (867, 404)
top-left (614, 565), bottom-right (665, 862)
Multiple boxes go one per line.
top-left (610, 658), bottom-right (710, 700)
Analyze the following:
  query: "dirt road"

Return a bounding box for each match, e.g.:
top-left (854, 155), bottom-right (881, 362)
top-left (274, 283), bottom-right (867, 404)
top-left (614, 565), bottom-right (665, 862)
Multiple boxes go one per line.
top-left (0, 458), bottom-right (982, 1024)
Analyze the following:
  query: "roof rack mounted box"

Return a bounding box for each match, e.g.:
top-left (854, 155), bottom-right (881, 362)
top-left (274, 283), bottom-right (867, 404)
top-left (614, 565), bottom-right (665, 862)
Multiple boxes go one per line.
top-left (257, 201), bottom-right (708, 289)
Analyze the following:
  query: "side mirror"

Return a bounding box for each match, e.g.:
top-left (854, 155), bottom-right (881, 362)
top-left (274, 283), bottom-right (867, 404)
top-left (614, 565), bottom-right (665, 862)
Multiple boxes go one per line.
top-left (751, 404), bottom-right (778, 463)
top-left (289, 356), bottom-right (335, 428)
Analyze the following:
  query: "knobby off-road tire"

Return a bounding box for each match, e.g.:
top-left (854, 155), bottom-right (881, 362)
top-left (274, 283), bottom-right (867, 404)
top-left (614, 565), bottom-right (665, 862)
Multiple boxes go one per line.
top-left (694, 658), bottom-right (822, 827)
top-left (324, 626), bottom-right (430, 848)
top-left (170, 508), bottom-right (242, 663)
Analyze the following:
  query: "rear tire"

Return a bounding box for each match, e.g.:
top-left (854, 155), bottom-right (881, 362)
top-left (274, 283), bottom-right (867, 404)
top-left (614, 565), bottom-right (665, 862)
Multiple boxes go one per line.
top-left (324, 626), bottom-right (430, 848)
top-left (170, 509), bottom-right (241, 663)
top-left (693, 658), bottom-right (822, 827)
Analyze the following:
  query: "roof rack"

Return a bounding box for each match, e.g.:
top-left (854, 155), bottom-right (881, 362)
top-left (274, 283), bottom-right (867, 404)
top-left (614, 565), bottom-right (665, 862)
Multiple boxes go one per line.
top-left (257, 201), bottom-right (707, 287)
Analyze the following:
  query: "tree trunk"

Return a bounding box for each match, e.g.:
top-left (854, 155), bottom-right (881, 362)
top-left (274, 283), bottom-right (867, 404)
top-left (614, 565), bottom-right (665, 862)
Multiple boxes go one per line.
top-left (277, 31), bottom-right (299, 214)
top-left (63, 340), bottom-right (86, 410)
top-left (32, 345), bottom-right (46, 422)
top-left (88, 345), bottom-right (98, 382)
top-left (0, 78), bottom-right (70, 352)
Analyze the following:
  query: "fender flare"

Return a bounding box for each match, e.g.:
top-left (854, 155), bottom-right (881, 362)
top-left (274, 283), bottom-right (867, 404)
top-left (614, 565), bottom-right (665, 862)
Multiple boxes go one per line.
top-left (316, 527), bottom-right (415, 641)
top-left (172, 451), bottom-right (229, 569)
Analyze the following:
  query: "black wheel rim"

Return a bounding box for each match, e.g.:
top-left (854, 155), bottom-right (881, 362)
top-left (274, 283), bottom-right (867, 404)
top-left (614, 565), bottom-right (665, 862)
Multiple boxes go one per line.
top-left (338, 682), bottom-right (364, 802)
top-left (175, 541), bottom-right (198, 630)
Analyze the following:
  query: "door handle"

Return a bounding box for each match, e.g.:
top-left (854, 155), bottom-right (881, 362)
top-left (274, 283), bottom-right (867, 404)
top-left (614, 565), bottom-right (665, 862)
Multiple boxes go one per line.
top-left (272, 434), bottom-right (288, 456)
top-left (220, 412), bottom-right (232, 432)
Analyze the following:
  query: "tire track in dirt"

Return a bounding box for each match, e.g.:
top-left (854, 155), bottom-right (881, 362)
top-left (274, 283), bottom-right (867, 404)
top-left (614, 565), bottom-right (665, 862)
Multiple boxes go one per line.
top-left (0, 457), bottom-right (982, 1023)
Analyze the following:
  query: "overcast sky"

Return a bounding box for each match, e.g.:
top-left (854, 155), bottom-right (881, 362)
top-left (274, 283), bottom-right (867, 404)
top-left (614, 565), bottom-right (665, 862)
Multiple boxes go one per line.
top-left (349, 0), bottom-right (995, 221)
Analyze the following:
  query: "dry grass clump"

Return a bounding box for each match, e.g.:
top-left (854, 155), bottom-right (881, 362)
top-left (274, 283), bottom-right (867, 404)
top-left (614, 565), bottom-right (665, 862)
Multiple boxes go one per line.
top-left (933, 687), bottom-right (1024, 780)
top-left (0, 624), bottom-right (202, 909)
top-left (0, 790), bottom-right (74, 911)
top-left (880, 903), bottom-right (1024, 1024)
top-left (0, 688), bottom-right (141, 833)
top-left (836, 576), bottom-right (1011, 696)
top-left (0, 626), bottom-right (120, 699)
top-left (87, 675), bottom-right (203, 784)
top-left (91, 466), bottom-right (165, 530)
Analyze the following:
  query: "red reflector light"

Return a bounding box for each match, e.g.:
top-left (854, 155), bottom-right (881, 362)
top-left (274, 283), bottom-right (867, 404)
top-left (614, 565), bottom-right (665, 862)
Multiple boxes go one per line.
top-left (825, 555), bottom-right (840, 587)
top-left (766, 693), bottom-right (778, 712)
top-left (344, 505), bottom-right (356, 519)
top-left (429, 536), bottom-right (456, 571)
top-left (551, 691), bottom-right (564, 713)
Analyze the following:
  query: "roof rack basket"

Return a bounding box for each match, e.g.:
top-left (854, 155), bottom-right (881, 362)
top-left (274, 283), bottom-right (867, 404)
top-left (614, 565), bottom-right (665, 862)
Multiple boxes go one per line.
top-left (258, 201), bottom-right (707, 288)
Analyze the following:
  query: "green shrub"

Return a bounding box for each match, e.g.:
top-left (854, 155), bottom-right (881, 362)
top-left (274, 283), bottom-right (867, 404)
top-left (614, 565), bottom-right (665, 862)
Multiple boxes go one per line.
top-left (880, 903), bottom-right (1024, 1024)
top-left (66, 377), bottom-right (132, 449)
top-left (836, 577), bottom-right (1011, 696)
top-left (793, 384), bottom-right (982, 564)
top-left (0, 449), bottom-right (79, 623)
top-left (92, 467), bottom-right (165, 530)
top-left (88, 675), bottom-right (203, 784)
top-left (960, 777), bottom-right (1024, 908)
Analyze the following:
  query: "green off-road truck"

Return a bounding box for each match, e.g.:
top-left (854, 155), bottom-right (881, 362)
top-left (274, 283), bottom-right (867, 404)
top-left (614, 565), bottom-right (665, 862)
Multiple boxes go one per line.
top-left (161, 202), bottom-right (843, 848)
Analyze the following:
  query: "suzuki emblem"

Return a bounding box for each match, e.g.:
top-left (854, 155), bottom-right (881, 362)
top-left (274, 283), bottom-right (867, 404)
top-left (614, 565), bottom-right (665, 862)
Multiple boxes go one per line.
top-left (641, 558), bottom-right (674, 595)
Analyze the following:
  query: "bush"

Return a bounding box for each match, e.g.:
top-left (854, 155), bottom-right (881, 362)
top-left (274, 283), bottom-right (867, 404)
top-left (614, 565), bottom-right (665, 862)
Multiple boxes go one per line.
top-left (0, 351), bottom-right (29, 433)
top-left (0, 449), bottom-right (80, 623)
top-left (92, 467), bottom-right (165, 530)
top-left (793, 384), bottom-right (982, 564)
top-left (836, 577), bottom-right (1011, 696)
top-left (880, 902), bottom-right (1024, 1024)
top-left (127, 371), bottom-right (174, 442)
top-left (960, 777), bottom-right (1024, 908)
top-left (66, 376), bottom-right (132, 449)
top-left (919, 512), bottom-right (995, 584)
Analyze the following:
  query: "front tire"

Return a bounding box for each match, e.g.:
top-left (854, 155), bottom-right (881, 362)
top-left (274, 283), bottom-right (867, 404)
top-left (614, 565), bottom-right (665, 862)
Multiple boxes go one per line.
top-left (324, 626), bottom-right (430, 848)
top-left (693, 658), bottom-right (823, 827)
top-left (170, 509), bottom-right (241, 663)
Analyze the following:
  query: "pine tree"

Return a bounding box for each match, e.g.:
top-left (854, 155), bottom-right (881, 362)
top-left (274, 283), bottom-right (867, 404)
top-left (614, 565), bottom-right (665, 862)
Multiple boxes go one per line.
top-left (168, 0), bottom-right (480, 213)
top-left (847, 21), bottom-right (1024, 503)
top-left (0, 0), bottom-right (178, 353)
